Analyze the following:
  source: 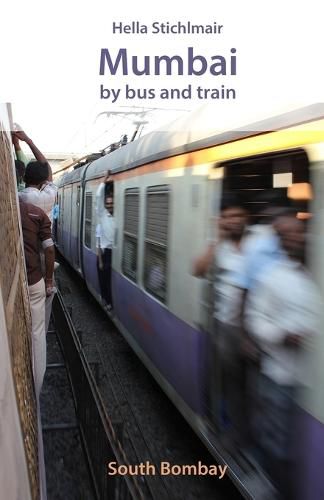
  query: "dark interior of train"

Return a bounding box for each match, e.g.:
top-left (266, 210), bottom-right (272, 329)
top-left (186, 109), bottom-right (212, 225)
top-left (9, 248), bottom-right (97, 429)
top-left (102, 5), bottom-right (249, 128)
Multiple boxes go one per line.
top-left (221, 149), bottom-right (310, 222)
top-left (104, 181), bottom-right (114, 198)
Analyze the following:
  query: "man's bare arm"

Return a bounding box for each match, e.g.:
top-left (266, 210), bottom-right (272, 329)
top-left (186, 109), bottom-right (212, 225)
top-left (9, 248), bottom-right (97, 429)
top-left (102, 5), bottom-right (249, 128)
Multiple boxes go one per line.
top-left (11, 132), bottom-right (20, 154)
top-left (13, 130), bottom-right (52, 181)
top-left (192, 244), bottom-right (215, 277)
top-left (44, 245), bottom-right (55, 296)
top-left (104, 170), bottom-right (112, 184)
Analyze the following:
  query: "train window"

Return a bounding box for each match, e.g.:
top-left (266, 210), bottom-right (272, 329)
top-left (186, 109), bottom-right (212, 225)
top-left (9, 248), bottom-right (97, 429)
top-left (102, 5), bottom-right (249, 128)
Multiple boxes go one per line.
top-left (122, 188), bottom-right (139, 282)
top-left (221, 149), bottom-right (310, 221)
top-left (144, 185), bottom-right (169, 303)
top-left (84, 192), bottom-right (93, 248)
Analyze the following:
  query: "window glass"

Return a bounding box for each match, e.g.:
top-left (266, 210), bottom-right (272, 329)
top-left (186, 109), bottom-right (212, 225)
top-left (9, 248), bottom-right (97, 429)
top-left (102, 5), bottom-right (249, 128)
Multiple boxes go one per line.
top-left (144, 185), bottom-right (169, 303)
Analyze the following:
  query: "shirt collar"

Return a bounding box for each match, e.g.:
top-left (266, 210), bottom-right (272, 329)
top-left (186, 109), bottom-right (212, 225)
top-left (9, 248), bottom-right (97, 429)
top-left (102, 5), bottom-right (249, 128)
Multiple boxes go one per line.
top-left (23, 186), bottom-right (39, 192)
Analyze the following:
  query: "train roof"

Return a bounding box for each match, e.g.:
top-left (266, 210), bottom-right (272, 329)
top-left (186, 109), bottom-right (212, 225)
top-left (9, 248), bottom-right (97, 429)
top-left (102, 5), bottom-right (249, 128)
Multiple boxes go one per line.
top-left (59, 103), bottom-right (324, 186)
top-left (56, 163), bottom-right (88, 187)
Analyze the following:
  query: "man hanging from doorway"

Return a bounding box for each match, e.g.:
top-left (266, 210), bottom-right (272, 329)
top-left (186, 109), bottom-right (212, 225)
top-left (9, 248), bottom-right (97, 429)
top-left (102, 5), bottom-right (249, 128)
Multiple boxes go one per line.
top-left (192, 193), bottom-right (249, 447)
top-left (96, 170), bottom-right (115, 312)
top-left (13, 127), bottom-right (58, 333)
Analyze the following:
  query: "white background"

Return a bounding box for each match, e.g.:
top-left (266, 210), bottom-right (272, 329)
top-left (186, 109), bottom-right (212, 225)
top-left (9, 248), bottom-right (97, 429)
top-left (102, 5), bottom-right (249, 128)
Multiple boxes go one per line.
top-left (0, 0), bottom-right (323, 153)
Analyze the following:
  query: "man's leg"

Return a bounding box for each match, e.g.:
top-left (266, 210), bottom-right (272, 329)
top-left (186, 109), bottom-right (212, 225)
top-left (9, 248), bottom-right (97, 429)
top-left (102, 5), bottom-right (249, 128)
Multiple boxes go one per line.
top-left (97, 254), bottom-right (108, 304)
top-left (207, 319), bottom-right (223, 430)
top-left (221, 323), bottom-right (245, 444)
top-left (105, 248), bottom-right (113, 306)
top-left (44, 275), bottom-right (56, 333)
top-left (28, 279), bottom-right (47, 499)
top-left (101, 248), bottom-right (113, 306)
top-left (28, 278), bottom-right (46, 399)
top-left (40, 252), bottom-right (55, 333)
top-left (259, 375), bottom-right (296, 498)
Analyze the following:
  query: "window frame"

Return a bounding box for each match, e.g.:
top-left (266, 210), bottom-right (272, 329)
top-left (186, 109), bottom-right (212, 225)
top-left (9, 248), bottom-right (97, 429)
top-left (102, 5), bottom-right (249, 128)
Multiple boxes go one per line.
top-left (143, 185), bottom-right (170, 304)
top-left (84, 191), bottom-right (93, 249)
top-left (122, 187), bottom-right (140, 283)
top-left (218, 148), bottom-right (310, 221)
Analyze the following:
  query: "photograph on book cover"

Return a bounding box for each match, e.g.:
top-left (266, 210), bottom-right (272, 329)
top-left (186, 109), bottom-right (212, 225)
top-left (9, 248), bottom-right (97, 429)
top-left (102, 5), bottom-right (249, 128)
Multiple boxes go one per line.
top-left (1, 1), bottom-right (324, 499)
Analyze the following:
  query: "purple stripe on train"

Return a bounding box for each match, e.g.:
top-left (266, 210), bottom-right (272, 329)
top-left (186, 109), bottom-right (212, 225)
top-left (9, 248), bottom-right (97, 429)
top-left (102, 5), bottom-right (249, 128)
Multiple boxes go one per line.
top-left (60, 230), bottom-right (81, 272)
top-left (82, 245), bottom-right (207, 414)
top-left (296, 410), bottom-right (324, 500)
top-left (82, 245), bottom-right (100, 294)
top-left (63, 237), bottom-right (324, 496)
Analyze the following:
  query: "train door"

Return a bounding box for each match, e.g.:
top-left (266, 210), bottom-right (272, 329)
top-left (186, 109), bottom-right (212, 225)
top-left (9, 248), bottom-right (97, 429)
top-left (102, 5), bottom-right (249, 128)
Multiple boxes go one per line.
top-left (199, 170), bottom-right (224, 328)
top-left (62, 185), bottom-right (73, 263)
top-left (199, 169), bottom-right (224, 429)
top-left (75, 184), bottom-right (81, 270)
top-left (70, 183), bottom-right (81, 271)
top-left (80, 181), bottom-right (100, 295)
top-left (56, 191), bottom-right (63, 249)
top-left (203, 148), bottom-right (312, 465)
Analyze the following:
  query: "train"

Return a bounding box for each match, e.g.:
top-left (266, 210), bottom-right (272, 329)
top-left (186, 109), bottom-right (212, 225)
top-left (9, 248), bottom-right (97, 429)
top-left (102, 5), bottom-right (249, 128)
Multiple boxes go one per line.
top-left (55, 103), bottom-right (324, 499)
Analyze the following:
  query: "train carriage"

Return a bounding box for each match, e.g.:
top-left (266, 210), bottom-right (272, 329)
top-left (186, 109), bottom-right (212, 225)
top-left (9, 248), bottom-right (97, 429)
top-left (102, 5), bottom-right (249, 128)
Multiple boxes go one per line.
top-left (56, 104), bottom-right (324, 499)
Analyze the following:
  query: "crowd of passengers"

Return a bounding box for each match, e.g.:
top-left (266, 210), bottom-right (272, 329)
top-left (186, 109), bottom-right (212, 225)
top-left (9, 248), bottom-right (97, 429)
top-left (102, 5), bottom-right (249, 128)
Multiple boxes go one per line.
top-left (193, 192), bottom-right (322, 499)
top-left (12, 127), bottom-right (57, 500)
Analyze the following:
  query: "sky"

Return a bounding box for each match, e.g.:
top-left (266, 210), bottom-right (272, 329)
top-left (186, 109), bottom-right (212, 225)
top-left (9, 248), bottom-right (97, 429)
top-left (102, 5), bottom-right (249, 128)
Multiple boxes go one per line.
top-left (1, 0), bottom-right (323, 155)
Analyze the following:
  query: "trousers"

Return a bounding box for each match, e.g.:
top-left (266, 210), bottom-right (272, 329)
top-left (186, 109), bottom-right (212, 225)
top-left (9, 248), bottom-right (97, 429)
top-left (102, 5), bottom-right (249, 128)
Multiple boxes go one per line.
top-left (209, 319), bottom-right (246, 442)
top-left (28, 278), bottom-right (47, 499)
top-left (29, 278), bottom-right (46, 399)
top-left (97, 248), bottom-right (113, 305)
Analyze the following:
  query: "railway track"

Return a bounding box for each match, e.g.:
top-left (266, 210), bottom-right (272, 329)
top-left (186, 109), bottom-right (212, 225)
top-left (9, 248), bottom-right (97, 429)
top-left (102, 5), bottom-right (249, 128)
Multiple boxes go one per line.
top-left (53, 261), bottom-right (242, 500)
top-left (50, 289), bottom-right (149, 499)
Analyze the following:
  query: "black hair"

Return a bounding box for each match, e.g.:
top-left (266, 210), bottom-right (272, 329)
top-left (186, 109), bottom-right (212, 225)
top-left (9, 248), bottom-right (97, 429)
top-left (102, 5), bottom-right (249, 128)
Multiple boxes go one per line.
top-left (24, 161), bottom-right (49, 185)
top-left (105, 182), bottom-right (114, 198)
top-left (220, 192), bottom-right (246, 212)
top-left (252, 190), bottom-right (292, 223)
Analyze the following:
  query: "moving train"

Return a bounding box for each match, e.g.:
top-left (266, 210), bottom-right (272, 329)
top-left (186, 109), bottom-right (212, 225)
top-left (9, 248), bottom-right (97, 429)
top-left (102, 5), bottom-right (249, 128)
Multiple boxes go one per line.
top-left (55, 103), bottom-right (324, 499)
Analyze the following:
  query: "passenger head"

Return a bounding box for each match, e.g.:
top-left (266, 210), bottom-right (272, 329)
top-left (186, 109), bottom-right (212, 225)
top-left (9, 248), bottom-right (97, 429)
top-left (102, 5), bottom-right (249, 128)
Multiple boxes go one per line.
top-left (274, 209), bottom-right (306, 262)
top-left (105, 195), bottom-right (114, 215)
top-left (24, 161), bottom-right (49, 187)
top-left (254, 190), bottom-right (291, 223)
top-left (220, 193), bottom-right (248, 241)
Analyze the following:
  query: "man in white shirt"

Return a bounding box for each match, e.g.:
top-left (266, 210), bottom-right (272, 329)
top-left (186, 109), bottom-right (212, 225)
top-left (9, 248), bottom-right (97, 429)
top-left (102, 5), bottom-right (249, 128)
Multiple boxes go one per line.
top-left (245, 211), bottom-right (322, 497)
top-left (13, 130), bottom-right (58, 223)
top-left (14, 129), bottom-right (58, 332)
top-left (193, 194), bottom-right (249, 442)
top-left (96, 171), bottom-right (115, 310)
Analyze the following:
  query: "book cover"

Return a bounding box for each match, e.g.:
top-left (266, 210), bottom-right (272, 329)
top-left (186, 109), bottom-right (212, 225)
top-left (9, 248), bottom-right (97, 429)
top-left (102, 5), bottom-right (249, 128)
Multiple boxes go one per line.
top-left (1, 1), bottom-right (323, 499)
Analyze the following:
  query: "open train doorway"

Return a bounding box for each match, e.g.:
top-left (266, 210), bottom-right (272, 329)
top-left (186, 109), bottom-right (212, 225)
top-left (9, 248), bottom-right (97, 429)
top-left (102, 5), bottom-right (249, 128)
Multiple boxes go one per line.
top-left (204, 147), bottom-right (312, 456)
top-left (95, 174), bottom-right (115, 311)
